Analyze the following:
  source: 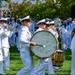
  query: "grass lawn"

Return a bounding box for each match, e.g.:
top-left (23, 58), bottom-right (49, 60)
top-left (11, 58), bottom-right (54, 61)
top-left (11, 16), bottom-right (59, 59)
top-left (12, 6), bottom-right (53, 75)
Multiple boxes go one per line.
top-left (4, 46), bottom-right (72, 75)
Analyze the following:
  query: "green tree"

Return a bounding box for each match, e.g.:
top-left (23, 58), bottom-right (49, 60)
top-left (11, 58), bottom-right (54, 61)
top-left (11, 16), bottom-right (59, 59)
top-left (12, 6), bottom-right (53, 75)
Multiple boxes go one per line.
top-left (8, 0), bottom-right (75, 21)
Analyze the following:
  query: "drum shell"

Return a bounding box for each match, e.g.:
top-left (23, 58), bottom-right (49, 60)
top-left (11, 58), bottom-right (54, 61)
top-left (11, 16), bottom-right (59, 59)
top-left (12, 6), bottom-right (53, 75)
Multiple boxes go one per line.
top-left (52, 50), bottom-right (65, 67)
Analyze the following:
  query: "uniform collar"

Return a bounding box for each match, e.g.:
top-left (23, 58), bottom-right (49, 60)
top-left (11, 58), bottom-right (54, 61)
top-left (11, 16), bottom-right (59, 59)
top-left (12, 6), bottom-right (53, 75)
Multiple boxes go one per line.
top-left (21, 26), bottom-right (29, 30)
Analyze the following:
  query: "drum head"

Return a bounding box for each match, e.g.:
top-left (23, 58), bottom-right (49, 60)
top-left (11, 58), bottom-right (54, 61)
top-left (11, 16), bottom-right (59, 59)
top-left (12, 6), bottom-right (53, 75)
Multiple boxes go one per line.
top-left (30, 30), bottom-right (58, 59)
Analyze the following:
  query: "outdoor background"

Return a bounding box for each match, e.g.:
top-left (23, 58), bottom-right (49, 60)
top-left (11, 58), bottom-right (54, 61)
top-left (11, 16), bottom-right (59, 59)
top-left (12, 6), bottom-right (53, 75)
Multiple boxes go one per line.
top-left (0, 0), bottom-right (73, 75)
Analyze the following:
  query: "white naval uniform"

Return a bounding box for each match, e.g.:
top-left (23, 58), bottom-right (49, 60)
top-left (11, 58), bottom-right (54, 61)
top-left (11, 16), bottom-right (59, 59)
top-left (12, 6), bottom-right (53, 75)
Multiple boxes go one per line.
top-left (16, 26), bottom-right (34, 75)
top-left (61, 25), bottom-right (68, 50)
top-left (66, 24), bottom-right (71, 48)
top-left (71, 35), bottom-right (75, 75)
top-left (70, 21), bottom-right (75, 75)
top-left (34, 28), bottom-right (55, 75)
top-left (1, 27), bottom-right (12, 70)
top-left (0, 26), bottom-right (4, 74)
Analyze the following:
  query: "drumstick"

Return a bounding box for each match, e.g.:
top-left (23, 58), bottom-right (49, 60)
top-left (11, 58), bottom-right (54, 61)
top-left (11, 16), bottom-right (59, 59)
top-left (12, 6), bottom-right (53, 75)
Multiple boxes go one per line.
top-left (36, 44), bottom-right (45, 48)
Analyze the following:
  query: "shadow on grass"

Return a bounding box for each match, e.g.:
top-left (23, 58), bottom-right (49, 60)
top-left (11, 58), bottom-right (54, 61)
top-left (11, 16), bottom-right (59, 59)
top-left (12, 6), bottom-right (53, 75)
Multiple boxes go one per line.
top-left (10, 45), bottom-right (19, 53)
top-left (65, 49), bottom-right (72, 61)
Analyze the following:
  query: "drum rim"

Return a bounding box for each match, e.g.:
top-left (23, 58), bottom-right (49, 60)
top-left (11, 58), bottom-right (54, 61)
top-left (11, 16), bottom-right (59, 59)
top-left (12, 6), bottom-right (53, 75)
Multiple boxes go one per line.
top-left (30, 30), bottom-right (58, 59)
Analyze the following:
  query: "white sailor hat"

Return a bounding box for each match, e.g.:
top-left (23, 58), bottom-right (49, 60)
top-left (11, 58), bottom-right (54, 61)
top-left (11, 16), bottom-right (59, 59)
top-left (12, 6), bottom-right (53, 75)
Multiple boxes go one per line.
top-left (67, 18), bottom-right (69, 21)
top-left (37, 19), bottom-right (46, 25)
top-left (49, 21), bottom-right (54, 25)
top-left (63, 20), bottom-right (67, 23)
top-left (46, 21), bottom-right (50, 24)
top-left (0, 17), bottom-right (7, 22)
top-left (45, 21), bottom-right (52, 27)
top-left (21, 15), bottom-right (30, 22)
top-left (45, 18), bottom-right (52, 21)
top-left (6, 17), bottom-right (10, 20)
top-left (69, 18), bottom-right (72, 20)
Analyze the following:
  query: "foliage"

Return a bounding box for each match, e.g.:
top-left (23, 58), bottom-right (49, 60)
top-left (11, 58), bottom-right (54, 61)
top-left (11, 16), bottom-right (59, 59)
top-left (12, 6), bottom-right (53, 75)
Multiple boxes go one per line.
top-left (7, 0), bottom-right (75, 21)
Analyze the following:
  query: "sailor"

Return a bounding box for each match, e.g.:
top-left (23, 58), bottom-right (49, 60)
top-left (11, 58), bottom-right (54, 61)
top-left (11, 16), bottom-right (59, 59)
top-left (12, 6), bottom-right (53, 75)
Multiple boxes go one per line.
top-left (61, 20), bottom-right (68, 50)
top-left (46, 21), bottom-right (58, 74)
top-left (70, 4), bottom-right (75, 75)
top-left (34, 19), bottom-right (55, 75)
top-left (0, 22), bottom-right (4, 74)
top-left (16, 16), bottom-right (36, 75)
top-left (34, 19), bottom-right (46, 75)
top-left (0, 17), bottom-right (13, 71)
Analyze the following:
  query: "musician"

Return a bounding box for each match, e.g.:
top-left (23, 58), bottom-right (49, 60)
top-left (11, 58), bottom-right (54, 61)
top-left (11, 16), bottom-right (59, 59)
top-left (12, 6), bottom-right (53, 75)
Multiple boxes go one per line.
top-left (70, 4), bottom-right (75, 75)
top-left (61, 20), bottom-right (69, 50)
top-left (45, 21), bottom-right (57, 74)
top-left (34, 19), bottom-right (47, 75)
top-left (0, 23), bottom-right (4, 74)
top-left (34, 19), bottom-right (55, 75)
top-left (0, 17), bottom-right (13, 71)
top-left (0, 18), bottom-right (13, 70)
top-left (16, 16), bottom-right (36, 75)
top-left (45, 21), bottom-right (58, 73)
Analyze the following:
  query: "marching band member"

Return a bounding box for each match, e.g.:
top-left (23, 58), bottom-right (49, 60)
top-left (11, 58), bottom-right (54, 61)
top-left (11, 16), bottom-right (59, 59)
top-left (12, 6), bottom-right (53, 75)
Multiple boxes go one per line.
top-left (61, 20), bottom-right (68, 50)
top-left (46, 21), bottom-right (59, 70)
top-left (0, 23), bottom-right (4, 74)
top-left (34, 19), bottom-right (55, 75)
top-left (70, 4), bottom-right (75, 75)
top-left (16, 16), bottom-right (36, 75)
top-left (34, 19), bottom-right (46, 75)
top-left (0, 17), bottom-right (13, 71)
top-left (45, 21), bottom-right (57, 74)
top-left (46, 21), bottom-right (58, 73)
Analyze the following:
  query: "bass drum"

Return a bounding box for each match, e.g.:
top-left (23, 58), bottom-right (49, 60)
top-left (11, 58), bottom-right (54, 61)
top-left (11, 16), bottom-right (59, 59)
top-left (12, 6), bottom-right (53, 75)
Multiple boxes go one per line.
top-left (30, 30), bottom-right (58, 59)
top-left (52, 49), bottom-right (65, 69)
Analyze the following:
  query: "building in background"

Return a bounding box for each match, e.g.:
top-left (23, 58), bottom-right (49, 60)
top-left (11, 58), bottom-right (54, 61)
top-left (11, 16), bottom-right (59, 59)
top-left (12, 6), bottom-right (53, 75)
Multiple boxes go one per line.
top-left (11, 0), bottom-right (46, 4)
top-left (0, 1), bottom-right (9, 18)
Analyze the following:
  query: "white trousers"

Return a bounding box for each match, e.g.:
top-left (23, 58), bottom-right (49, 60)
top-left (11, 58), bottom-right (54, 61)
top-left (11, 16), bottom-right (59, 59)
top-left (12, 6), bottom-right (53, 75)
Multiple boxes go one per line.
top-left (71, 35), bottom-right (75, 75)
top-left (48, 57), bottom-right (54, 74)
top-left (2, 48), bottom-right (10, 70)
top-left (71, 49), bottom-right (75, 75)
top-left (16, 48), bottom-right (34, 75)
top-left (34, 59), bottom-right (45, 75)
top-left (0, 61), bottom-right (4, 74)
top-left (0, 49), bottom-right (4, 74)
top-left (35, 57), bottom-right (54, 75)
